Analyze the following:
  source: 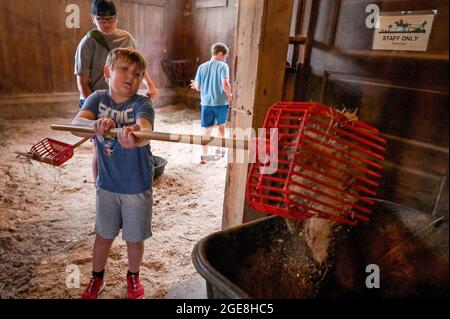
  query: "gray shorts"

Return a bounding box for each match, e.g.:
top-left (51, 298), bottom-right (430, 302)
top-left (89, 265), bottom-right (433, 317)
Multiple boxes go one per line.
top-left (95, 188), bottom-right (153, 243)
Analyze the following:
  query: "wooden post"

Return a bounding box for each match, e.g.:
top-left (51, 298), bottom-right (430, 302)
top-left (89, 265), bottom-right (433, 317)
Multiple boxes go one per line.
top-left (222, 0), bottom-right (294, 229)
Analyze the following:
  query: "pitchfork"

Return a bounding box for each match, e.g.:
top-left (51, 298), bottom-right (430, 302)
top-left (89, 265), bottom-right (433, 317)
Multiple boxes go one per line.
top-left (37, 102), bottom-right (387, 225)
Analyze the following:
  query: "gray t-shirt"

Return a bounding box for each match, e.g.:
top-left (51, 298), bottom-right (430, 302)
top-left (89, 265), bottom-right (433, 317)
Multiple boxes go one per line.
top-left (74, 29), bottom-right (135, 95)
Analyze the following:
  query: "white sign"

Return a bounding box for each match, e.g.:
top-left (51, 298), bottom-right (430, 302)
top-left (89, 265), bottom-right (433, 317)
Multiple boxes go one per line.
top-left (372, 11), bottom-right (436, 51)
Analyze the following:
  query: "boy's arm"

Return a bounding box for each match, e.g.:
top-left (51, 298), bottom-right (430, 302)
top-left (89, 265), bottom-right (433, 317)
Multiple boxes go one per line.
top-left (191, 67), bottom-right (201, 91)
top-left (71, 110), bottom-right (96, 137)
top-left (118, 118), bottom-right (153, 149)
top-left (77, 75), bottom-right (92, 100)
top-left (71, 110), bottom-right (117, 137)
top-left (142, 71), bottom-right (159, 100)
top-left (222, 78), bottom-right (233, 103)
top-left (190, 80), bottom-right (200, 91)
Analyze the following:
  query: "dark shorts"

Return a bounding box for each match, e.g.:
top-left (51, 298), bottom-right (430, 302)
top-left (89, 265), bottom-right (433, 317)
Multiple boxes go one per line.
top-left (201, 105), bottom-right (228, 128)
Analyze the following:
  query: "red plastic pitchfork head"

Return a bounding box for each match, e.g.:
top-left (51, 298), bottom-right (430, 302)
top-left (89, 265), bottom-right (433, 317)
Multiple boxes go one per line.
top-left (246, 102), bottom-right (387, 225)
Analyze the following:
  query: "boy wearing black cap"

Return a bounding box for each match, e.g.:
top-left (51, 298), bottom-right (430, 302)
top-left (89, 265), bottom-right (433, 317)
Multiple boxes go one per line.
top-left (74, 0), bottom-right (158, 180)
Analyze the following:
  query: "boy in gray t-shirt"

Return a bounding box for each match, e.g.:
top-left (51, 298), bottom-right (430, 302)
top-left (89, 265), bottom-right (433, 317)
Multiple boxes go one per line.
top-left (74, 0), bottom-right (158, 180)
top-left (75, 28), bottom-right (135, 95)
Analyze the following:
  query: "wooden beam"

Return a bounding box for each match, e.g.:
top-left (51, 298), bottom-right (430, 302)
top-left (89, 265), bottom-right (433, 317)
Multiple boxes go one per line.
top-left (121, 0), bottom-right (166, 7)
top-left (289, 36), bottom-right (307, 44)
top-left (222, 0), bottom-right (294, 229)
top-left (196, 0), bottom-right (228, 9)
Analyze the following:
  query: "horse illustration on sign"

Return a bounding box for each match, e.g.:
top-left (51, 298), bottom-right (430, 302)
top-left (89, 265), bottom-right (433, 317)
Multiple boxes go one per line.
top-left (380, 19), bottom-right (427, 33)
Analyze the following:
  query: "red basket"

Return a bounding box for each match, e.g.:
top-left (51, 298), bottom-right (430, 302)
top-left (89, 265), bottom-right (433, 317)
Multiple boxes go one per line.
top-left (246, 102), bottom-right (387, 225)
top-left (29, 138), bottom-right (74, 167)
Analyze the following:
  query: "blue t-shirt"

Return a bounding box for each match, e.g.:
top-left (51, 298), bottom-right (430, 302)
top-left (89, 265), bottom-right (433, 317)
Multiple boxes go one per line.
top-left (194, 60), bottom-right (230, 106)
top-left (81, 90), bottom-right (155, 194)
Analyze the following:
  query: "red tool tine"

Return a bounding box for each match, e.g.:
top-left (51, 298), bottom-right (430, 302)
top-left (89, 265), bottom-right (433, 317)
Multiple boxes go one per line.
top-left (246, 102), bottom-right (387, 225)
top-left (17, 137), bottom-right (89, 166)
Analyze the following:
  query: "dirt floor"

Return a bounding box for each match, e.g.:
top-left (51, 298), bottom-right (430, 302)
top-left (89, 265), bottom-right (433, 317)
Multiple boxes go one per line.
top-left (0, 103), bottom-right (227, 299)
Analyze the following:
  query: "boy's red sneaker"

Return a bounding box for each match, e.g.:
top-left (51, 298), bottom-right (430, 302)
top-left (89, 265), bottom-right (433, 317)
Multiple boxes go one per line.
top-left (127, 273), bottom-right (145, 299)
top-left (81, 276), bottom-right (105, 299)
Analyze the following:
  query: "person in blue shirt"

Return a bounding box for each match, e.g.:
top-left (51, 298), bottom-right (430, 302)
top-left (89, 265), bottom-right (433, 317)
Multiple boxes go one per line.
top-left (191, 43), bottom-right (233, 164)
top-left (71, 47), bottom-right (155, 299)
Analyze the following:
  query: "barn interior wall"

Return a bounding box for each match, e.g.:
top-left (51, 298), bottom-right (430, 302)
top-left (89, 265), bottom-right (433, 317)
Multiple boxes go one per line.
top-left (0, 0), bottom-right (237, 118)
top-left (298, 0), bottom-right (449, 217)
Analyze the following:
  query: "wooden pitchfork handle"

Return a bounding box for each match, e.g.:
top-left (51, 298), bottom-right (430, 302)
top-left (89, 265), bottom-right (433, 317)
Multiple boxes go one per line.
top-left (72, 136), bottom-right (90, 149)
top-left (51, 124), bottom-right (249, 150)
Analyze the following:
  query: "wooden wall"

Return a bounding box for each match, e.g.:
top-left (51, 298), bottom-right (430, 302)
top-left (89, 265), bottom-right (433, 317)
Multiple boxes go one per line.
top-left (299, 0), bottom-right (449, 217)
top-left (186, 0), bottom-right (238, 71)
top-left (0, 0), bottom-right (87, 95)
top-left (121, 0), bottom-right (168, 88)
top-left (0, 0), bottom-right (238, 116)
top-left (150, 0), bottom-right (238, 87)
top-left (0, 0), bottom-right (172, 93)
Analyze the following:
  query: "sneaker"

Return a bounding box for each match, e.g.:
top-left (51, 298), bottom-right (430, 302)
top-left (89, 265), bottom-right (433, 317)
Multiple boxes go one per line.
top-left (200, 154), bottom-right (219, 164)
top-left (81, 276), bottom-right (105, 299)
top-left (215, 148), bottom-right (226, 157)
top-left (127, 273), bottom-right (145, 299)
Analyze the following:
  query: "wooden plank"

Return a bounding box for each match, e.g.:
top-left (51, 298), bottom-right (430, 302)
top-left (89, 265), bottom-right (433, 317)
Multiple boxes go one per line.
top-left (289, 36), bottom-right (307, 44)
top-left (196, 0), bottom-right (228, 9)
top-left (188, 0), bottom-right (237, 68)
top-left (222, 0), bottom-right (294, 229)
top-left (321, 73), bottom-right (449, 147)
top-left (222, 0), bottom-right (264, 230)
top-left (295, 0), bottom-right (320, 100)
top-left (433, 172), bottom-right (448, 219)
top-left (118, 1), bottom-right (166, 87)
top-left (383, 135), bottom-right (448, 176)
top-left (121, 0), bottom-right (166, 7)
top-left (0, 93), bottom-right (79, 119)
top-left (379, 162), bottom-right (442, 213)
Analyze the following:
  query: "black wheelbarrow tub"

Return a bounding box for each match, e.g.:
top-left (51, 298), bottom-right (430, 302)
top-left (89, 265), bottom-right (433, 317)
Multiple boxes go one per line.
top-left (153, 155), bottom-right (167, 180)
top-left (192, 200), bottom-right (449, 299)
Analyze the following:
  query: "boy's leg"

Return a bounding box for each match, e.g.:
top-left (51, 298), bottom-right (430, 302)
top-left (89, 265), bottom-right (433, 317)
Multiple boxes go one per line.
top-left (214, 105), bottom-right (228, 157)
top-left (81, 235), bottom-right (113, 299)
top-left (202, 126), bottom-right (214, 156)
top-left (217, 123), bottom-right (226, 138)
top-left (126, 242), bottom-right (145, 299)
top-left (82, 189), bottom-right (121, 299)
top-left (214, 124), bottom-right (226, 157)
top-left (92, 234), bottom-right (114, 272)
top-left (126, 241), bottom-right (145, 272)
top-left (201, 106), bottom-right (216, 160)
top-left (121, 190), bottom-right (153, 299)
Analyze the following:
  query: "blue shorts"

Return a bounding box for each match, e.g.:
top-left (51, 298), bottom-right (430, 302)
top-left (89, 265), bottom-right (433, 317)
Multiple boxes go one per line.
top-left (201, 105), bottom-right (228, 128)
top-left (79, 99), bottom-right (86, 109)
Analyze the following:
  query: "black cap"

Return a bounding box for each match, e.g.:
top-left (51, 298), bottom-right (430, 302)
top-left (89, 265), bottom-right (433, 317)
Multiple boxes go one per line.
top-left (91, 0), bottom-right (117, 17)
